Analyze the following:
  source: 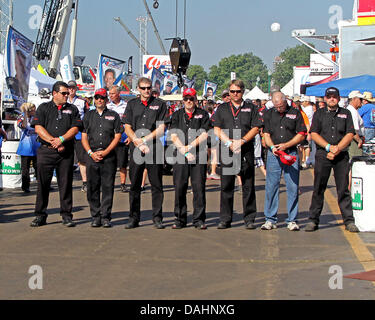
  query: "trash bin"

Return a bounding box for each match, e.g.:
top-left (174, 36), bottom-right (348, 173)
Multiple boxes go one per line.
top-left (0, 140), bottom-right (21, 188)
top-left (351, 156), bottom-right (375, 232)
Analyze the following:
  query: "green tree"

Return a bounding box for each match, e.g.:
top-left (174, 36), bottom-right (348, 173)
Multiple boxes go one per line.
top-left (208, 53), bottom-right (269, 93)
top-left (186, 65), bottom-right (207, 93)
top-left (272, 44), bottom-right (314, 88)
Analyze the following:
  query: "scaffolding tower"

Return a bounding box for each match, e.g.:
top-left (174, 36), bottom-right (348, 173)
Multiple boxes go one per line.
top-left (136, 16), bottom-right (148, 76)
top-left (0, 0), bottom-right (13, 53)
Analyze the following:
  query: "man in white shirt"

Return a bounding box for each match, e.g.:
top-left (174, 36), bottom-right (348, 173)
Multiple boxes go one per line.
top-left (347, 90), bottom-right (364, 159)
top-left (107, 85), bottom-right (130, 192)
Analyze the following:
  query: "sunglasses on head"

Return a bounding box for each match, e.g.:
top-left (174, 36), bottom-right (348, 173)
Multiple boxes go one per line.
top-left (230, 90), bottom-right (242, 94)
top-left (59, 91), bottom-right (69, 96)
top-left (139, 86), bottom-right (152, 90)
top-left (94, 95), bottom-right (106, 100)
top-left (183, 97), bottom-right (195, 102)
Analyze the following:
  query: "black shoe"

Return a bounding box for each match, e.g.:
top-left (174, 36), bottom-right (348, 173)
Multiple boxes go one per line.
top-left (172, 221), bottom-right (186, 229)
top-left (102, 219), bottom-right (112, 228)
top-left (120, 184), bottom-right (128, 193)
top-left (81, 182), bottom-right (87, 192)
top-left (30, 216), bottom-right (47, 227)
top-left (22, 188), bottom-right (30, 193)
top-left (217, 222), bottom-right (231, 229)
top-left (62, 217), bottom-right (76, 227)
top-left (305, 222), bottom-right (318, 232)
top-left (140, 186), bottom-right (146, 193)
top-left (245, 222), bottom-right (256, 230)
top-left (154, 221), bottom-right (165, 229)
top-left (91, 219), bottom-right (102, 228)
top-left (124, 220), bottom-right (139, 229)
top-left (345, 223), bottom-right (359, 233)
top-left (194, 221), bottom-right (207, 230)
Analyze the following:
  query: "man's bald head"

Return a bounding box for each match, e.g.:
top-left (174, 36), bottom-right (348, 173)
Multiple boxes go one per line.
top-left (272, 91), bottom-right (287, 113)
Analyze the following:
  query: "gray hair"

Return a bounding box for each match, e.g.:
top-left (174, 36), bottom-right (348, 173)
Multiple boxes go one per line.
top-left (109, 85), bottom-right (121, 94)
top-left (272, 91), bottom-right (286, 104)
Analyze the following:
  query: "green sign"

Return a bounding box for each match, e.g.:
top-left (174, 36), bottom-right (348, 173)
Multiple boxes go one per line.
top-left (351, 177), bottom-right (363, 211)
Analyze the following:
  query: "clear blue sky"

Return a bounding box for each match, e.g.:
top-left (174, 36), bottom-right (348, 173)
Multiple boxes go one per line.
top-left (14, 0), bottom-right (355, 73)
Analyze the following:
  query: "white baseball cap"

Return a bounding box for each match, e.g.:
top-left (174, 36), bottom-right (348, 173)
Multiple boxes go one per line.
top-left (348, 90), bottom-right (364, 99)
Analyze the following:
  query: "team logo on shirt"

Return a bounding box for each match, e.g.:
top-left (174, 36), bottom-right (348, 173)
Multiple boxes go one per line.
top-left (62, 110), bottom-right (72, 114)
top-left (337, 114), bottom-right (347, 119)
top-left (241, 108), bottom-right (251, 112)
top-left (105, 116), bottom-right (115, 120)
top-left (286, 114), bottom-right (296, 119)
top-left (194, 114), bottom-right (203, 119)
top-left (149, 105), bottom-right (159, 110)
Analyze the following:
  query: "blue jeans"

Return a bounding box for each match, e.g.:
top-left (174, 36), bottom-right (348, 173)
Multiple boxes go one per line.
top-left (264, 150), bottom-right (300, 223)
top-left (364, 128), bottom-right (375, 143)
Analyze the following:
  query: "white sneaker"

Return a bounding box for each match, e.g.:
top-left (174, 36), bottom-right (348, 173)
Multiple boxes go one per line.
top-left (287, 221), bottom-right (300, 231)
top-left (260, 221), bottom-right (277, 230)
top-left (301, 162), bottom-right (307, 169)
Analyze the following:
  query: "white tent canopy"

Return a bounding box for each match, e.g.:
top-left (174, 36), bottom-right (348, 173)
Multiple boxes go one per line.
top-left (243, 86), bottom-right (269, 100)
top-left (281, 79), bottom-right (294, 97)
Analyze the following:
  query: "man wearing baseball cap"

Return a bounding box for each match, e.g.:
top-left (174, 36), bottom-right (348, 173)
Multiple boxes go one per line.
top-left (81, 88), bottom-right (121, 228)
top-left (305, 87), bottom-right (359, 232)
top-left (169, 88), bottom-right (211, 229)
top-left (262, 92), bottom-right (307, 231)
top-left (358, 91), bottom-right (375, 143)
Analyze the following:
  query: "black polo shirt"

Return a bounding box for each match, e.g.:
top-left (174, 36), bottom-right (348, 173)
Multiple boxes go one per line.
top-left (263, 105), bottom-right (307, 149)
top-left (123, 96), bottom-right (168, 140)
top-left (169, 107), bottom-right (211, 153)
top-left (212, 101), bottom-right (262, 153)
top-left (310, 106), bottom-right (355, 150)
top-left (31, 100), bottom-right (82, 149)
top-left (82, 107), bottom-right (121, 151)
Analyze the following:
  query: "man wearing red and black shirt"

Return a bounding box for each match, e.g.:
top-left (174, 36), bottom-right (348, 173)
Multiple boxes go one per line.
top-left (30, 81), bottom-right (82, 227)
top-left (169, 88), bottom-right (211, 229)
top-left (262, 92), bottom-right (307, 231)
top-left (124, 77), bottom-right (168, 229)
top-left (212, 79), bottom-right (262, 229)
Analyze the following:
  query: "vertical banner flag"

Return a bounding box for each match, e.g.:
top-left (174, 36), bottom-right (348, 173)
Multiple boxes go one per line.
top-left (162, 73), bottom-right (179, 95)
top-left (203, 80), bottom-right (218, 98)
top-left (151, 67), bottom-right (165, 94)
top-left (128, 56), bottom-right (133, 74)
top-left (182, 75), bottom-right (195, 90)
top-left (59, 55), bottom-right (74, 83)
top-left (95, 54), bottom-right (126, 90)
top-left (4, 26), bottom-right (34, 109)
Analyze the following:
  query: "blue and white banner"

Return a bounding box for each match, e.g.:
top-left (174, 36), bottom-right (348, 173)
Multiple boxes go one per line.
top-left (95, 54), bottom-right (126, 91)
top-left (162, 73), bottom-right (179, 96)
top-left (4, 26), bottom-right (34, 109)
top-left (59, 55), bottom-right (74, 83)
top-left (151, 67), bottom-right (165, 93)
top-left (203, 80), bottom-right (218, 98)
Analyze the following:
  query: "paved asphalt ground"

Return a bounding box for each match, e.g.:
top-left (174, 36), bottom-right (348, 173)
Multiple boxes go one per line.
top-left (0, 168), bottom-right (374, 300)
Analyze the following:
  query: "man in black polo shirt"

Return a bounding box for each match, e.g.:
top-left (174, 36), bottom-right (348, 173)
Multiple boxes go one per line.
top-left (82, 88), bottom-right (121, 228)
top-left (305, 87), bottom-right (359, 232)
top-left (169, 88), bottom-right (211, 230)
top-left (262, 92), bottom-right (307, 231)
top-left (212, 79), bottom-right (262, 229)
top-left (30, 81), bottom-right (82, 227)
top-left (123, 77), bottom-right (168, 229)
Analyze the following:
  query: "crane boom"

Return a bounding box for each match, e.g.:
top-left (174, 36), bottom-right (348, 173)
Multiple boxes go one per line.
top-left (114, 17), bottom-right (149, 55)
top-left (141, 0), bottom-right (166, 54)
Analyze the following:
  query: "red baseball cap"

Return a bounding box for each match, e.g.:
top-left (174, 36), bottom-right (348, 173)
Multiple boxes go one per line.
top-left (275, 150), bottom-right (297, 166)
top-left (183, 88), bottom-right (197, 97)
top-left (95, 88), bottom-right (107, 98)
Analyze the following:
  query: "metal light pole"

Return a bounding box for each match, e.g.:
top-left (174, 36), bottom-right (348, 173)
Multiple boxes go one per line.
top-left (268, 70), bottom-right (272, 94)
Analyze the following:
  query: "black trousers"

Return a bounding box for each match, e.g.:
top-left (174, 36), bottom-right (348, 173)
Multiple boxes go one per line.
top-left (21, 155), bottom-right (37, 191)
top-left (308, 149), bottom-right (355, 225)
top-left (173, 163), bottom-right (207, 225)
top-left (128, 154), bottom-right (164, 223)
top-left (220, 152), bottom-right (257, 224)
top-left (34, 146), bottom-right (74, 218)
top-left (86, 152), bottom-right (117, 220)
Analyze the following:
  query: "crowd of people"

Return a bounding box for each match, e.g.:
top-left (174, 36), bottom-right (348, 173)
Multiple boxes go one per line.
top-left (5, 76), bottom-right (375, 233)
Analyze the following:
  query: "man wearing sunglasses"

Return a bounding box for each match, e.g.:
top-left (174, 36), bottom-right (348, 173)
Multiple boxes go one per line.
top-left (30, 81), bottom-right (82, 227)
top-left (305, 87), bottom-right (359, 233)
top-left (212, 79), bottom-right (262, 229)
top-left (81, 88), bottom-right (121, 228)
top-left (169, 88), bottom-right (211, 229)
top-left (123, 77), bottom-right (168, 229)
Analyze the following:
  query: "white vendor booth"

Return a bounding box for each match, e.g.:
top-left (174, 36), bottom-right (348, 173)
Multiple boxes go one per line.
top-left (351, 156), bottom-right (375, 232)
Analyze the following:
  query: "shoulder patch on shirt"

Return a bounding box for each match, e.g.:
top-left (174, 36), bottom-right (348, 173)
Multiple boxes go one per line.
top-left (337, 114), bottom-right (347, 119)
top-left (105, 116), bottom-right (115, 120)
top-left (286, 114), bottom-right (297, 119)
top-left (62, 110), bottom-right (72, 114)
top-left (241, 108), bottom-right (251, 112)
top-left (149, 105), bottom-right (159, 110)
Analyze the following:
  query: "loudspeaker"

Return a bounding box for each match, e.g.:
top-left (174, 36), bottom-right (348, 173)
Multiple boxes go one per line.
top-left (169, 38), bottom-right (191, 76)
